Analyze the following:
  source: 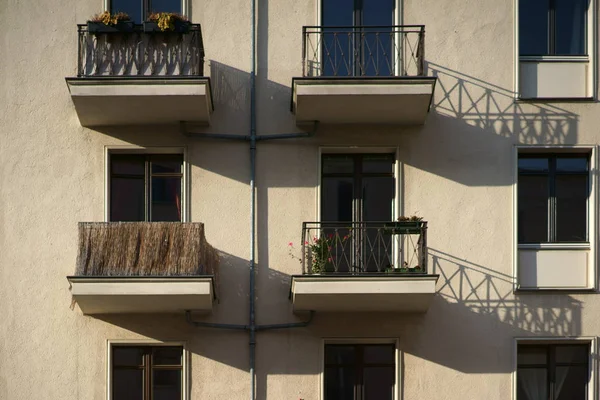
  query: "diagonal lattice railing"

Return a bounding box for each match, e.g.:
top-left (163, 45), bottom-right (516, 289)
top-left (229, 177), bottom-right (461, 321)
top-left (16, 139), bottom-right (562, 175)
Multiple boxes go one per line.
top-left (301, 221), bottom-right (427, 275)
top-left (76, 24), bottom-right (205, 77)
top-left (302, 25), bottom-right (425, 77)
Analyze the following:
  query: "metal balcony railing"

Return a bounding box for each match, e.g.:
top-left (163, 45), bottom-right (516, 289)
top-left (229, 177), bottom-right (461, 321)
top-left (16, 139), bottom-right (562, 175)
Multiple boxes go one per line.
top-left (302, 25), bottom-right (425, 78)
top-left (76, 24), bottom-right (205, 77)
top-left (301, 221), bottom-right (428, 275)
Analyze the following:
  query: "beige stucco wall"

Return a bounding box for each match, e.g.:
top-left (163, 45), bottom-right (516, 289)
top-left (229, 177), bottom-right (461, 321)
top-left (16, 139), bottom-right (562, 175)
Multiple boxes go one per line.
top-left (1, 0), bottom-right (599, 399)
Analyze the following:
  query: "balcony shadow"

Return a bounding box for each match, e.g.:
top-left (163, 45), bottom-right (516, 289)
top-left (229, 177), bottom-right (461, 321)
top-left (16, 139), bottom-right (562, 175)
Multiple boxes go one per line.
top-left (397, 63), bottom-right (580, 188)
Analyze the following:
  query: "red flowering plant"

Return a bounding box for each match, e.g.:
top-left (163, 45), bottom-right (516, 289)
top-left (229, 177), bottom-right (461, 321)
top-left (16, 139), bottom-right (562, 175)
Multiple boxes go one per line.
top-left (289, 231), bottom-right (350, 274)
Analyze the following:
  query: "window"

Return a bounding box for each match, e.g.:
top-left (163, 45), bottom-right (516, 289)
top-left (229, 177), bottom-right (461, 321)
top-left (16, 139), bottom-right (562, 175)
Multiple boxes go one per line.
top-left (518, 154), bottom-right (589, 244)
top-left (321, 154), bottom-right (395, 223)
top-left (519, 0), bottom-right (588, 56)
top-left (112, 346), bottom-right (183, 400)
top-left (110, 154), bottom-right (183, 222)
top-left (321, 0), bottom-right (395, 76)
top-left (517, 343), bottom-right (589, 400)
top-left (110, 0), bottom-right (183, 23)
top-left (324, 344), bottom-right (396, 400)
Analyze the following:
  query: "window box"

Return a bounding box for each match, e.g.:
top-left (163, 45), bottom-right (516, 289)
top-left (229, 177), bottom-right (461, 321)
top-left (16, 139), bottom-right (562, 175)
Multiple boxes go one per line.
top-left (87, 21), bottom-right (134, 34)
top-left (383, 221), bottom-right (425, 235)
top-left (143, 20), bottom-right (191, 34)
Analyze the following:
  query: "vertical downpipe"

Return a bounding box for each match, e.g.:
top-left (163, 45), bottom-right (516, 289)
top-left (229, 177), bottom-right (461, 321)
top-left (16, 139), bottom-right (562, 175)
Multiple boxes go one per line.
top-left (249, 0), bottom-right (257, 398)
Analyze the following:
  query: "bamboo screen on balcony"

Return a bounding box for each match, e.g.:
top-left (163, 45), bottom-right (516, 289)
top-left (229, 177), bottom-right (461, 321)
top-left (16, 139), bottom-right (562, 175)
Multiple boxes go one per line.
top-left (75, 222), bottom-right (219, 277)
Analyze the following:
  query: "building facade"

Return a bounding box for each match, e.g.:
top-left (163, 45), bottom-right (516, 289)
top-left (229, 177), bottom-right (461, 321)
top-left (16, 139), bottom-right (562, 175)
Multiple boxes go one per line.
top-left (0, 0), bottom-right (598, 399)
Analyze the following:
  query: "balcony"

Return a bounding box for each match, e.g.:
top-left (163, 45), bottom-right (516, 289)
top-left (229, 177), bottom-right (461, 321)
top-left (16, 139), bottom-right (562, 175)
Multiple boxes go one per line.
top-left (65, 24), bottom-right (212, 127)
top-left (67, 222), bottom-right (219, 314)
top-left (291, 25), bottom-right (436, 125)
top-left (290, 222), bottom-right (438, 312)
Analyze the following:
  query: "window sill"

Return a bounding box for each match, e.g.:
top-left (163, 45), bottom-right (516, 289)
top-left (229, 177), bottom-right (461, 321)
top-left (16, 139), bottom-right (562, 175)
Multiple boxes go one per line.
top-left (515, 287), bottom-right (597, 294)
top-left (516, 97), bottom-right (595, 103)
top-left (518, 243), bottom-right (590, 250)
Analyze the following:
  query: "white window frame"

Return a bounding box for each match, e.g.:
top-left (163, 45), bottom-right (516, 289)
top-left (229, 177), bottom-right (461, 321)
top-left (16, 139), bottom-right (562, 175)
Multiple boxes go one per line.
top-left (512, 337), bottom-right (597, 400)
top-left (514, 0), bottom-right (597, 99)
top-left (103, 0), bottom-right (190, 18)
top-left (320, 338), bottom-right (401, 400)
top-left (512, 145), bottom-right (598, 291)
top-left (106, 339), bottom-right (190, 400)
top-left (104, 146), bottom-right (190, 223)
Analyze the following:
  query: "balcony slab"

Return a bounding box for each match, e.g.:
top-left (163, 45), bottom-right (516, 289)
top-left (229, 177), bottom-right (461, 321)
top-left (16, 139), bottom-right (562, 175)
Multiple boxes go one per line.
top-left (66, 77), bottom-right (212, 126)
top-left (290, 275), bottom-right (438, 313)
top-left (68, 276), bottom-right (215, 314)
top-left (291, 77), bottom-right (436, 125)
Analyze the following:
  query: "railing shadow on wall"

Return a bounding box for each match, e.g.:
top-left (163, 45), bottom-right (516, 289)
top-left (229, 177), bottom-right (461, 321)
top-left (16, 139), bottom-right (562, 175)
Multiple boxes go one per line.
top-left (427, 62), bottom-right (578, 145)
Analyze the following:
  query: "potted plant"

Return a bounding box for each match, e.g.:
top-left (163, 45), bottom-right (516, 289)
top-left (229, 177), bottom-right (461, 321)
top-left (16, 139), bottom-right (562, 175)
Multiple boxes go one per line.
top-left (384, 215), bottom-right (425, 235)
top-left (144, 12), bottom-right (191, 33)
top-left (87, 11), bottom-right (134, 34)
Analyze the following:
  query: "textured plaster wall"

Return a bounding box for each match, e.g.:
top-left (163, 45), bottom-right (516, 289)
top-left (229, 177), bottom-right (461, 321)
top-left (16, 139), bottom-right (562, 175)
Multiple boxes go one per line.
top-left (1, 0), bottom-right (599, 399)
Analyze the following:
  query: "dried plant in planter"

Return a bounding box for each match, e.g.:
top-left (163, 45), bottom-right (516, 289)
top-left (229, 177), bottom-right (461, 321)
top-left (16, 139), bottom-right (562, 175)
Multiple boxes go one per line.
top-left (87, 11), bottom-right (133, 33)
top-left (146, 12), bottom-right (190, 32)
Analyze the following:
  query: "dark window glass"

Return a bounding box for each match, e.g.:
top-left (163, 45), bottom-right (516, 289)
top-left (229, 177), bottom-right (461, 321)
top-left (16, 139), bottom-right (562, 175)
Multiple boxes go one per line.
top-left (324, 344), bottom-right (394, 400)
top-left (110, 154), bottom-right (183, 222)
top-left (517, 344), bottom-right (589, 400)
top-left (150, 0), bottom-right (181, 14)
top-left (322, 0), bottom-right (354, 26)
top-left (323, 156), bottom-right (355, 174)
top-left (556, 174), bottom-right (587, 242)
top-left (114, 347), bottom-right (145, 366)
top-left (363, 345), bottom-right (395, 364)
top-left (519, 0), bottom-right (550, 55)
top-left (111, 0), bottom-right (143, 23)
top-left (518, 175), bottom-right (549, 243)
top-left (151, 177), bottom-right (182, 222)
top-left (113, 369), bottom-right (144, 400)
top-left (152, 370), bottom-right (182, 400)
top-left (362, 177), bottom-right (394, 221)
top-left (363, 155), bottom-right (394, 174)
top-left (518, 154), bottom-right (589, 244)
top-left (555, 0), bottom-right (587, 55)
top-left (519, 158), bottom-right (549, 173)
top-left (111, 177), bottom-right (146, 222)
top-left (322, 177), bottom-right (354, 222)
top-left (153, 347), bottom-right (183, 365)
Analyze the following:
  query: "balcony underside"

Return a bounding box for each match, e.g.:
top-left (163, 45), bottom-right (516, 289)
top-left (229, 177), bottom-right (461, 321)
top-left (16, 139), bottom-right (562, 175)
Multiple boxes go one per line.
top-left (66, 77), bottom-right (213, 126)
top-left (68, 276), bottom-right (215, 314)
top-left (290, 275), bottom-right (438, 312)
top-left (291, 77), bottom-right (436, 125)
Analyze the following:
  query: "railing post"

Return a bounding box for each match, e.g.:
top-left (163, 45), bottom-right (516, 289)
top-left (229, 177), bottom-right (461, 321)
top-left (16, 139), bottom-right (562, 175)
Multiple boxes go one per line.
top-left (77, 26), bottom-right (83, 77)
top-left (421, 222), bottom-right (428, 273)
top-left (301, 26), bottom-right (307, 77)
top-left (418, 26), bottom-right (425, 76)
top-left (301, 222), bottom-right (307, 274)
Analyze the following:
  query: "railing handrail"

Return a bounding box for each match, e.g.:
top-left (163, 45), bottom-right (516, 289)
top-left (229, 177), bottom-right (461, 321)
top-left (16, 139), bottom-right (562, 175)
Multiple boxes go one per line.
top-left (303, 24), bottom-right (425, 30)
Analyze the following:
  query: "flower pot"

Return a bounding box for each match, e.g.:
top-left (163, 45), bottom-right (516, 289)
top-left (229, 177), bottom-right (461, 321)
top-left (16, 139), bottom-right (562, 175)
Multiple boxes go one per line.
top-left (143, 20), bottom-right (191, 33)
top-left (383, 221), bottom-right (424, 235)
top-left (87, 21), bottom-right (134, 34)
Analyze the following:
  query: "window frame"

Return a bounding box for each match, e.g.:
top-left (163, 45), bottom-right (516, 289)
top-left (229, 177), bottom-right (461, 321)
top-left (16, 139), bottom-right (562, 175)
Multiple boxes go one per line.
top-left (321, 338), bottom-right (401, 400)
top-left (513, 338), bottom-right (597, 400)
top-left (105, 146), bottom-right (189, 223)
top-left (318, 147), bottom-right (401, 224)
top-left (512, 146), bottom-right (598, 292)
top-left (104, 0), bottom-right (189, 21)
top-left (517, 153), bottom-right (590, 245)
top-left (107, 340), bottom-right (189, 400)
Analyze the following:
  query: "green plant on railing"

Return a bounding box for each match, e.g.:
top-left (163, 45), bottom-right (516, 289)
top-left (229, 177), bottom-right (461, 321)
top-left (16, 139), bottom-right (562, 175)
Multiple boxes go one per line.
top-left (396, 215), bottom-right (423, 222)
top-left (288, 232), bottom-right (350, 274)
top-left (148, 12), bottom-right (188, 31)
top-left (89, 11), bottom-right (131, 26)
